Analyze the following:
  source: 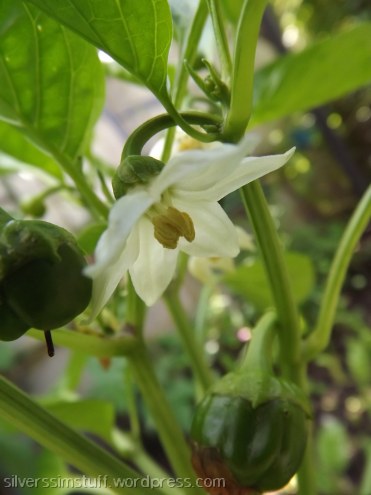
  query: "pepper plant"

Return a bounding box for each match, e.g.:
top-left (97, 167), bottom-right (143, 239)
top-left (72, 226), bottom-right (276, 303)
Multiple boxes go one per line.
top-left (0, 1), bottom-right (370, 494)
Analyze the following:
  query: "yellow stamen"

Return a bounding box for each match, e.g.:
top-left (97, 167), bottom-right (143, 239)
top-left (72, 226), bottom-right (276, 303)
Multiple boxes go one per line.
top-left (152, 206), bottom-right (195, 249)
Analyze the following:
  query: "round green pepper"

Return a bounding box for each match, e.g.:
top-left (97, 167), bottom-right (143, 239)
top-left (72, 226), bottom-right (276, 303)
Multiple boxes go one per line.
top-left (191, 372), bottom-right (310, 494)
top-left (0, 209), bottom-right (92, 346)
top-left (190, 313), bottom-right (311, 494)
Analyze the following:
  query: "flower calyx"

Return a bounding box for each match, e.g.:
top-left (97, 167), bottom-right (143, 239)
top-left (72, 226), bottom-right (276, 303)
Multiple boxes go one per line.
top-left (112, 154), bottom-right (165, 199)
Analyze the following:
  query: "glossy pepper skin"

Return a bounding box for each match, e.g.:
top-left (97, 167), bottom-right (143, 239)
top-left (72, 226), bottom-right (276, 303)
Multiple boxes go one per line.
top-left (0, 209), bottom-right (92, 341)
top-left (191, 371), bottom-right (310, 495)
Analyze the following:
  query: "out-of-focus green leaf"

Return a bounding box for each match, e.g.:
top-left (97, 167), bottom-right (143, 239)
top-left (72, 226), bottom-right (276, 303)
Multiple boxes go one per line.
top-left (77, 222), bottom-right (107, 255)
top-left (346, 338), bottom-right (371, 386)
top-left (46, 399), bottom-right (115, 444)
top-left (253, 23), bottom-right (371, 125)
top-left (316, 416), bottom-right (350, 493)
top-left (0, 1), bottom-right (104, 161)
top-left (23, 0), bottom-right (172, 99)
top-left (0, 122), bottom-right (62, 179)
top-left (224, 252), bottom-right (314, 309)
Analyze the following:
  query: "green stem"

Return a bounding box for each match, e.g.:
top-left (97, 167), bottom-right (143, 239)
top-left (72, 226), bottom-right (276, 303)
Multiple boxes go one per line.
top-left (294, 364), bottom-right (317, 495)
top-left (52, 148), bottom-right (109, 219)
top-left (27, 328), bottom-right (137, 357)
top-left (0, 375), bottom-right (166, 495)
top-left (162, 0), bottom-right (209, 162)
top-left (122, 112), bottom-right (221, 161)
top-left (128, 343), bottom-right (201, 490)
top-left (239, 311), bottom-right (276, 374)
top-left (205, 0), bottom-right (232, 78)
top-left (240, 182), bottom-right (301, 381)
top-left (303, 184), bottom-right (371, 360)
top-left (164, 292), bottom-right (214, 393)
top-left (160, 98), bottom-right (220, 143)
top-left (223, 0), bottom-right (268, 141)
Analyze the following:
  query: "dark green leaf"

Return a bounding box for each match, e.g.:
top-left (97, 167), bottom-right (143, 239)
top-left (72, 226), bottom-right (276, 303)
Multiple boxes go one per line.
top-left (224, 252), bottom-right (314, 309)
top-left (253, 23), bottom-right (371, 124)
top-left (23, 0), bottom-right (172, 99)
top-left (0, 1), bottom-right (104, 161)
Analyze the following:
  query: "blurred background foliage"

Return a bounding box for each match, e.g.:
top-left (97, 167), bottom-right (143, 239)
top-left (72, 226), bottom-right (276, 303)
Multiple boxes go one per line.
top-left (0, 0), bottom-right (370, 494)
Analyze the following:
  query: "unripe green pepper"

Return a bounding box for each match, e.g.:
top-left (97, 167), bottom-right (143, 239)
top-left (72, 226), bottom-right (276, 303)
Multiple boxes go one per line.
top-left (0, 209), bottom-right (92, 346)
top-left (190, 313), bottom-right (311, 494)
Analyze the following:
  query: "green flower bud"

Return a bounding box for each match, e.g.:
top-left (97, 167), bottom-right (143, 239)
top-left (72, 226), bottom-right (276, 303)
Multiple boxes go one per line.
top-left (112, 155), bottom-right (164, 199)
top-left (191, 370), bottom-right (311, 494)
top-left (0, 210), bottom-right (92, 341)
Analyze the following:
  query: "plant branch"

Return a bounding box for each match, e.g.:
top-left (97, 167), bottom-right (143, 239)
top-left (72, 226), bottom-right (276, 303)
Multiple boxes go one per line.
top-left (303, 184), bottom-right (371, 360)
top-left (165, 292), bottom-right (214, 394)
top-left (240, 181), bottom-right (301, 381)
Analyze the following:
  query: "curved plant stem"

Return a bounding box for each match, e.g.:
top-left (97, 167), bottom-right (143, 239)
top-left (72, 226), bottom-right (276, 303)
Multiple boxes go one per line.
top-left (0, 375), bottom-right (165, 495)
top-left (165, 292), bottom-right (214, 393)
top-left (162, 1), bottom-right (209, 162)
top-left (303, 184), bottom-right (371, 360)
top-left (128, 343), bottom-right (202, 493)
top-left (240, 181), bottom-right (301, 381)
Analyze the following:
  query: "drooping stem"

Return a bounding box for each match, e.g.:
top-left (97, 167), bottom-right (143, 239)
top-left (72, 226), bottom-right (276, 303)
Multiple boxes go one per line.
top-left (303, 184), bottom-right (371, 360)
top-left (240, 181), bottom-right (301, 382)
top-left (0, 375), bottom-right (166, 495)
top-left (164, 292), bottom-right (214, 394)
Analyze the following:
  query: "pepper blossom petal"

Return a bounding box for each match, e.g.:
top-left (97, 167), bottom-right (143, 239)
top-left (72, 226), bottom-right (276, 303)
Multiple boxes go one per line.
top-left (86, 136), bottom-right (295, 314)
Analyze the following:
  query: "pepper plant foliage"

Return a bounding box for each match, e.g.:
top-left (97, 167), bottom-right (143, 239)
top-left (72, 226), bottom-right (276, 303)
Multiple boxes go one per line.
top-left (0, 1), bottom-right (370, 494)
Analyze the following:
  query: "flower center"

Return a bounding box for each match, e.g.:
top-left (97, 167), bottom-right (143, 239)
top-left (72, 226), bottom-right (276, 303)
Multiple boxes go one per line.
top-left (150, 206), bottom-right (195, 249)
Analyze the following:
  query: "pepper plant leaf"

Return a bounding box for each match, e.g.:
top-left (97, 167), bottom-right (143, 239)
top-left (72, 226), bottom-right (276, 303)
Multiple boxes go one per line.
top-left (0, 122), bottom-right (62, 179)
top-left (224, 251), bottom-right (315, 309)
top-left (0, 1), bottom-right (104, 162)
top-left (22, 0), bottom-right (173, 100)
top-left (253, 22), bottom-right (371, 125)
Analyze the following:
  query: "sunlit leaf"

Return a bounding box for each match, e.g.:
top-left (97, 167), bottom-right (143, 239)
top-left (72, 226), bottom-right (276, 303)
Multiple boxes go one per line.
top-left (23, 0), bottom-right (172, 99)
top-left (0, 1), bottom-right (104, 162)
top-left (253, 23), bottom-right (371, 124)
top-left (225, 252), bottom-right (315, 309)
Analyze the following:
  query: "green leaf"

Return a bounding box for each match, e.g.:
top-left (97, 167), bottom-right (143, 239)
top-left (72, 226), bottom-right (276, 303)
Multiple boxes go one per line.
top-left (46, 399), bottom-right (115, 444)
top-left (253, 23), bottom-right (371, 124)
top-left (225, 252), bottom-right (314, 309)
top-left (23, 0), bottom-right (173, 99)
top-left (0, 121), bottom-right (62, 179)
top-left (0, 1), bottom-right (104, 161)
top-left (77, 221), bottom-right (107, 255)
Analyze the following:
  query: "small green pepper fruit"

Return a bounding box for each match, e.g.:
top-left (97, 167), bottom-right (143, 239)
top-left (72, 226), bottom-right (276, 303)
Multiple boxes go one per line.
top-left (0, 209), bottom-right (92, 342)
top-left (190, 314), bottom-right (311, 495)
